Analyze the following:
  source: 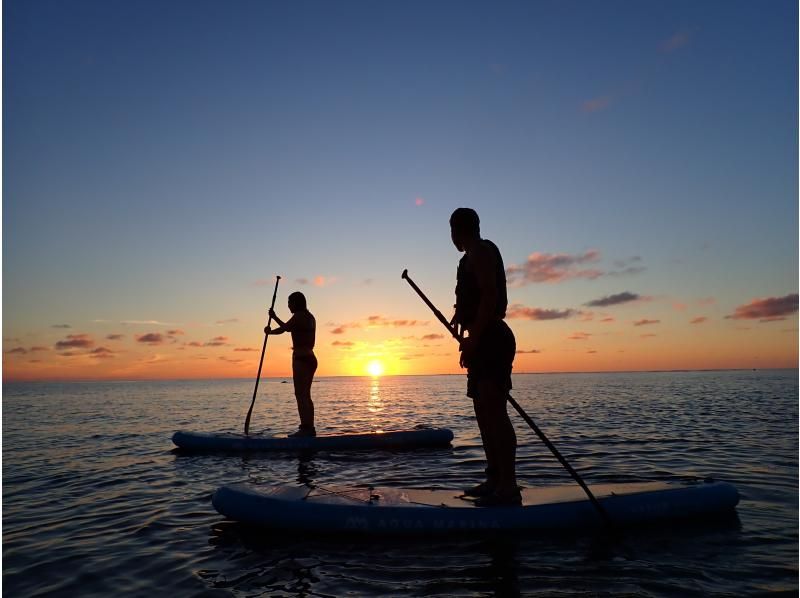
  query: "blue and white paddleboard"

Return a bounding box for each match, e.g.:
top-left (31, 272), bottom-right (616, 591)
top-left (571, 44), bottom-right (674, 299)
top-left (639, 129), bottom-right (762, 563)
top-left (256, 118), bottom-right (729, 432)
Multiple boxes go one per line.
top-left (212, 479), bottom-right (739, 534)
top-left (172, 427), bottom-right (454, 452)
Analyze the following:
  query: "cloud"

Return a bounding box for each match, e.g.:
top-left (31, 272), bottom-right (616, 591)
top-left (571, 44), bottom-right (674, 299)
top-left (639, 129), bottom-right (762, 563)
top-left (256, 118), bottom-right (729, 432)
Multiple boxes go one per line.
top-left (30, 346), bottom-right (49, 352)
top-left (166, 329), bottom-right (185, 337)
top-left (584, 292), bottom-right (641, 308)
top-left (582, 95), bottom-right (612, 113)
top-left (234, 347), bottom-right (257, 352)
top-left (136, 333), bottom-right (165, 345)
top-left (205, 336), bottom-right (229, 347)
top-left (332, 340), bottom-right (355, 347)
top-left (415, 197), bottom-right (425, 206)
top-left (6, 347), bottom-right (27, 354)
top-left (506, 250), bottom-right (602, 284)
top-left (421, 334), bottom-right (445, 341)
top-left (506, 304), bottom-right (577, 320)
top-left (660, 30), bottom-right (690, 53)
top-left (587, 350), bottom-right (598, 354)
top-left (600, 317), bottom-right (615, 323)
top-left (633, 319), bottom-right (660, 326)
top-left (106, 334), bottom-right (124, 341)
top-left (296, 278), bottom-right (309, 285)
top-left (55, 334), bottom-right (95, 350)
top-left (516, 349), bottom-right (541, 354)
top-left (331, 326), bottom-right (347, 335)
top-left (215, 318), bottom-right (239, 325)
top-left (89, 347), bottom-right (115, 359)
top-left (690, 317), bottom-right (708, 325)
top-left (640, 333), bottom-right (657, 338)
top-left (366, 315), bottom-right (426, 328)
top-left (297, 275), bottom-right (336, 287)
top-left (568, 332), bottom-right (592, 341)
top-left (121, 320), bottom-right (179, 327)
top-left (218, 356), bottom-right (244, 364)
top-left (726, 294), bottom-right (798, 322)
top-left (52, 324), bottom-right (71, 329)
top-left (185, 341), bottom-right (203, 347)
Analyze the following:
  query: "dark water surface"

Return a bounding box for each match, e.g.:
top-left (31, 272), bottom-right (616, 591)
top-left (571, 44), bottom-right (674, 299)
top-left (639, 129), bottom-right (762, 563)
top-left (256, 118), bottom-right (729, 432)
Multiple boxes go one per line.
top-left (3, 370), bottom-right (798, 596)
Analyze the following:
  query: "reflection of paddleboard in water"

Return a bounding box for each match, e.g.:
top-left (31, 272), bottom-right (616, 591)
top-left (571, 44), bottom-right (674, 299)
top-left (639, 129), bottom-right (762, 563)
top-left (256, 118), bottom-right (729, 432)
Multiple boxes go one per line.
top-left (212, 479), bottom-right (739, 535)
top-left (171, 428), bottom-right (454, 452)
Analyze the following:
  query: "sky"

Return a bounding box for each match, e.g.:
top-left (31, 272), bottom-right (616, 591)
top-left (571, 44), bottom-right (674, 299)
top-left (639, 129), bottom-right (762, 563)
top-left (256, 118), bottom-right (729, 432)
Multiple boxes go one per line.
top-left (3, 0), bottom-right (798, 381)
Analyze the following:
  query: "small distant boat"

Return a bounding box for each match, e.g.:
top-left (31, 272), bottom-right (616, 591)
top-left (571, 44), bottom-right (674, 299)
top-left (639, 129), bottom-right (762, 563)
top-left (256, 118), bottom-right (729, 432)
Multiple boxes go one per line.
top-left (172, 427), bottom-right (454, 452)
top-left (212, 479), bottom-right (739, 535)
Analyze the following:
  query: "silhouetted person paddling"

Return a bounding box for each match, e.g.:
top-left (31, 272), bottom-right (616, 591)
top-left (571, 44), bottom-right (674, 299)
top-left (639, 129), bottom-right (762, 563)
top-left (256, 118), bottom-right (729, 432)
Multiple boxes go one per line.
top-left (450, 208), bottom-right (519, 506)
top-left (265, 291), bottom-right (317, 437)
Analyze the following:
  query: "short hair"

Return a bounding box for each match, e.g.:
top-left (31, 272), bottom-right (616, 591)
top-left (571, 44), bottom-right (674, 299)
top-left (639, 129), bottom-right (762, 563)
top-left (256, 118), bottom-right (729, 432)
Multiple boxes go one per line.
top-left (449, 207), bottom-right (480, 235)
top-left (288, 291), bottom-right (307, 310)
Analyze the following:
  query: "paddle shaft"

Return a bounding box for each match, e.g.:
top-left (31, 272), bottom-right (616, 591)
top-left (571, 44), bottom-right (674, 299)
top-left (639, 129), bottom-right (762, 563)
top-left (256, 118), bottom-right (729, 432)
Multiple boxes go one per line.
top-left (401, 268), bottom-right (614, 527)
top-left (244, 276), bottom-right (281, 435)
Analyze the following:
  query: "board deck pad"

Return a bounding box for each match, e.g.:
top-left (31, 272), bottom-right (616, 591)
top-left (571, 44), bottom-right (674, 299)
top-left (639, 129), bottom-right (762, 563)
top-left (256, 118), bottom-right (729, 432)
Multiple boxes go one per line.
top-left (212, 479), bottom-right (740, 534)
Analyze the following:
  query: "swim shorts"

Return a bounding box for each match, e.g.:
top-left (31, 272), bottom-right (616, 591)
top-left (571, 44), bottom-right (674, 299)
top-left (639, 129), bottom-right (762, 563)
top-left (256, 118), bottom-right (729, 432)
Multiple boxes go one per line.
top-left (466, 320), bottom-right (515, 400)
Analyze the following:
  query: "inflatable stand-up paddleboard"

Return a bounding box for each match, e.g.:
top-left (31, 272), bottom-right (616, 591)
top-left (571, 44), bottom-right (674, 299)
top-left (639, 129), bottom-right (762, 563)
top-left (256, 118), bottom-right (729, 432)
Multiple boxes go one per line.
top-left (172, 427), bottom-right (454, 452)
top-left (212, 479), bottom-right (739, 535)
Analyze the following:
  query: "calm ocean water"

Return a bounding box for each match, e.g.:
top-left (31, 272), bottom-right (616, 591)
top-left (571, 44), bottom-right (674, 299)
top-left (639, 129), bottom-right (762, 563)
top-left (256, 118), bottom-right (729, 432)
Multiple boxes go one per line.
top-left (3, 370), bottom-right (798, 596)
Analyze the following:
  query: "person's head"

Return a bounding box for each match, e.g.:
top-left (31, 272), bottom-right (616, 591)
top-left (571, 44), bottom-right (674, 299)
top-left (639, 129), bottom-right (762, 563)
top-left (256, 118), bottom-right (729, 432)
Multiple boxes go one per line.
top-left (288, 291), bottom-right (307, 313)
top-left (449, 207), bottom-right (481, 252)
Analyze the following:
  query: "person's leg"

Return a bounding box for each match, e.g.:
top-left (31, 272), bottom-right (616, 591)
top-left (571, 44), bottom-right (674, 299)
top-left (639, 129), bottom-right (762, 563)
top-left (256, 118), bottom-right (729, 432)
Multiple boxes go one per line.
top-left (477, 378), bottom-right (517, 498)
top-left (292, 359), bottom-right (316, 430)
top-left (472, 395), bottom-right (498, 486)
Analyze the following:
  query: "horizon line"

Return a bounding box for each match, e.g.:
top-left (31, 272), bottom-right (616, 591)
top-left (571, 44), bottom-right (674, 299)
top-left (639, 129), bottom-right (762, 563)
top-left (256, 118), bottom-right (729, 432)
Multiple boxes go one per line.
top-left (3, 366), bottom-right (796, 385)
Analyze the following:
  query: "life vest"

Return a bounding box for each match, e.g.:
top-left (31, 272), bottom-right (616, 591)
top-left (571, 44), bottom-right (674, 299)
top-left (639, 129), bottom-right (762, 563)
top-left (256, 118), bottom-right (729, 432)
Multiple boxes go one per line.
top-left (454, 239), bottom-right (508, 328)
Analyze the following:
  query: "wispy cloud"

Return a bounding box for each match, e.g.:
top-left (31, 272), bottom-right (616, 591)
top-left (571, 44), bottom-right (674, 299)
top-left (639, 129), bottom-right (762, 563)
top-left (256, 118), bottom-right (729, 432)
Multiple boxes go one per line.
top-left (421, 333), bottom-right (445, 341)
top-left (297, 275), bottom-right (337, 287)
top-left (584, 292), bottom-right (642, 308)
top-left (51, 324), bottom-right (71, 329)
top-left (89, 347), bottom-right (115, 359)
top-left (516, 349), bottom-right (541, 354)
top-left (106, 334), bottom-right (124, 341)
top-left (215, 318), bottom-right (239, 325)
top-left (122, 320), bottom-right (180, 327)
top-left (205, 336), bottom-right (229, 347)
top-left (568, 332), bottom-right (592, 341)
top-left (136, 333), bottom-right (165, 345)
top-left (582, 95), bottom-right (613, 113)
top-left (660, 30), bottom-right (691, 53)
top-left (415, 197), bottom-right (425, 206)
top-left (6, 347), bottom-right (27, 354)
top-left (233, 347), bottom-right (257, 352)
top-left (726, 294), bottom-right (798, 322)
top-left (253, 278), bottom-right (279, 287)
top-left (507, 251), bottom-right (643, 285)
top-left (633, 319), bottom-right (660, 327)
top-left (332, 340), bottom-right (355, 347)
top-left (690, 317), bottom-right (708, 325)
top-left (506, 250), bottom-right (602, 284)
top-left (506, 304), bottom-right (577, 321)
top-left (55, 334), bottom-right (95, 350)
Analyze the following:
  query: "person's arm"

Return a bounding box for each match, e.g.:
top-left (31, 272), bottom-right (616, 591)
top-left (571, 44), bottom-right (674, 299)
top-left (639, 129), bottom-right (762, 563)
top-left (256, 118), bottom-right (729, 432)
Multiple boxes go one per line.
top-left (266, 313), bottom-right (294, 335)
top-left (460, 245), bottom-right (497, 363)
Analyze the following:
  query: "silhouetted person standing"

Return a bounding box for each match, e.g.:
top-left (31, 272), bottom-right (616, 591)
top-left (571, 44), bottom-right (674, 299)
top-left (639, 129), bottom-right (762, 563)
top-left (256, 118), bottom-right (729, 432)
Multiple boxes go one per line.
top-left (450, 208), bottom-right (519, 506)
top-left (266, 291), bottom-right (317, 437)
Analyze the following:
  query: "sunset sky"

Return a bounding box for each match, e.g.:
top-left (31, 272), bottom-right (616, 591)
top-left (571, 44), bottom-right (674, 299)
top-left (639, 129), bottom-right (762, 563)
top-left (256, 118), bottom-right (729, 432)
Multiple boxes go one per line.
top-left (4, 0), bottom-right (798, 381)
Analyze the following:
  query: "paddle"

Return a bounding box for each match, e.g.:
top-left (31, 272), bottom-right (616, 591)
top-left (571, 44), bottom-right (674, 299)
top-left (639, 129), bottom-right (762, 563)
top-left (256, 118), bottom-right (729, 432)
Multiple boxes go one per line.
top-left (244, 275), bottom-right (281, 435)
top-left (401, 268), bottom-right (615, 528)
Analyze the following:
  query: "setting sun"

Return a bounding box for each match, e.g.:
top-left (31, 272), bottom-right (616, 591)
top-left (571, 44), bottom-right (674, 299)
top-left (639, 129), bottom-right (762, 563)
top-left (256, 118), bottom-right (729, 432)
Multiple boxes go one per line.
top-left (366, 360), bottom-right (385, 377)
